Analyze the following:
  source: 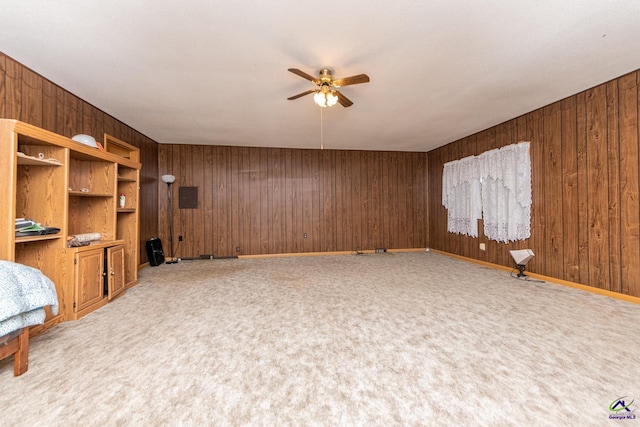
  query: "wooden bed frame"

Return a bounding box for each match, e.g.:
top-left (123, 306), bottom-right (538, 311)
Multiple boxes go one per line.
top-left (0, 328), bottom-right (29, 376)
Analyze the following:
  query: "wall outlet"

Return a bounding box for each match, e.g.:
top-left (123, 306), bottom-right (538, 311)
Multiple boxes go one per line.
top-left (304, 233), bottom-right (308, 238)
top-left (236, 247), bottom-right (240, 252)
top-left (479, 243), bottom-right (486, 251)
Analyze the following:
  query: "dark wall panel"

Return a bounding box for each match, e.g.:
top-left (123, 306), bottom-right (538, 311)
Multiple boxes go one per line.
top-left (158, 145), bottom-right (428, 258)
top-left (618, 74), bottom-right (640, 297)
top-left (428, 70), bottom-right (640, 297)
top-left (0, 52), bottom-right (159, 265)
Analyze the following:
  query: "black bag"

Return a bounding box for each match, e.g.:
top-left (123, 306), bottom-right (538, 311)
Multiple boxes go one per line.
top-left (146, 237), bottom-right (165, 266)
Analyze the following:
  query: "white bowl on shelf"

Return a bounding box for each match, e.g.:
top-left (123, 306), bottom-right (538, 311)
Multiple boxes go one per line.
top-left (72, 134), bottom-right (97, 148)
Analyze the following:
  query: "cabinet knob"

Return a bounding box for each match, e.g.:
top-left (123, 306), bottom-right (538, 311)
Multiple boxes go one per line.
top-left (110, 269), bottom-right (115, 276)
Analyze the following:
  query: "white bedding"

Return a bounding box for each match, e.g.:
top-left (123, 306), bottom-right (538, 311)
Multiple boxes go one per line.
top-left (0, 261), bottom-right (59, 337)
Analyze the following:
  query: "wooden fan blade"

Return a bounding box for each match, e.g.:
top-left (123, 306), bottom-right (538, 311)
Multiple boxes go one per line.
top-left (287, 89), bottom-right (316, 100)
top-left (336, 91), bottom-right (353, 107)
top-left (288, 68), bottom-right (319, 84)
top-left (332, 74), bottom-right (370, 87)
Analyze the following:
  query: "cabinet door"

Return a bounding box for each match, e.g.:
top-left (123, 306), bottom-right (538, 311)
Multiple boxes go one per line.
top-left (107, 245), bottom-right (126, 300)
top-left (75, 249), bottom-right (104, 312)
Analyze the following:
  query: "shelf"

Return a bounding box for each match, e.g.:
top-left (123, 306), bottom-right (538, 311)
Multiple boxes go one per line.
top-left (68, 148), bottom-right (106, 162)
top-left (117, 208), bottom-right (137, 213)
top-left (17, 152), bottom-right (63, 166)
top-left (70, 239), bottom-right (126, 252)
top-left (15, 234), bottom-right (63, 243)
top-left (69, 191), bottom-right (114, 197)
top-left (117, 177), bottom-right (137, 182)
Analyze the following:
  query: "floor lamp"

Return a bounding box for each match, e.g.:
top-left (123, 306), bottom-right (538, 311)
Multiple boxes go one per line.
top-left (510, 249), bottom-right (534, 278)
top-left (162, 174), bottom-right (178, 264)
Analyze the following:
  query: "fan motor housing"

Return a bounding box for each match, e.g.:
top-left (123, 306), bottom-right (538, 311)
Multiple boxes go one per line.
top-left (319, 68), bottom-right (334, 84)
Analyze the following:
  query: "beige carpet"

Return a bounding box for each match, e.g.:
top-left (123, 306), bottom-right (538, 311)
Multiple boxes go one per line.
top-left (2, 252), bottom-right (639, 426)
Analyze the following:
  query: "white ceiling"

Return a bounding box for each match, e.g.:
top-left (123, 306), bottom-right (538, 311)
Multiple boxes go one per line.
top-left (2, 1), bottom-right (640, 152)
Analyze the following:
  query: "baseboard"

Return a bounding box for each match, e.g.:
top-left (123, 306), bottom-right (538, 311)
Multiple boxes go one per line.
top-left (239, 251), bottom-right (354, 259)
top-left (238, 248), bottom-right (426, 259)
top-left (430, 249), bottom-right (640, 305)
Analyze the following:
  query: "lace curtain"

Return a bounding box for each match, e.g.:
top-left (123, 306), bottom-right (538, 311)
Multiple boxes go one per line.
top-left (442, 155), bottom-right (483, 237)
top-left (442, 141), bottom-right (531, 242)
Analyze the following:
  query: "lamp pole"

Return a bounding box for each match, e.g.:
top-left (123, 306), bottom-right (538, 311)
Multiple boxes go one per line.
top-left (168, 182), bottom-right (175, 262)
top-left (162, 174), bottom-right (177, 264)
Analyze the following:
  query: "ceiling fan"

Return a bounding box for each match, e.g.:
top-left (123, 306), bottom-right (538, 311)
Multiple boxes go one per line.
top-left (287, 68), bottom-right (370, 108)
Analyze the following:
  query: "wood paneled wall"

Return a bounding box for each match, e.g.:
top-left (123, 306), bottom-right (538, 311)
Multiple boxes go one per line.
top-left (0, 52), bottom-right (159, 264)
top-left (6, 50), bottom-right (637, 297)
top-left (428, 70), bottom-right (640, 297)
top-left (158, 145), bottom-right (428, 257)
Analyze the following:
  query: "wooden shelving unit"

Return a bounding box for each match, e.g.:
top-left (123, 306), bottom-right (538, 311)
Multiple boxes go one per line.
top-left (0, 119), bottom-right (141, 334)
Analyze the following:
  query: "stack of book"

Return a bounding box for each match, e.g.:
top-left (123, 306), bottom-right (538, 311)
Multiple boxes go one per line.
top-left (15, 218), bottom-right (60, 237)
top-left (15, 218), bottom-right (36, 229)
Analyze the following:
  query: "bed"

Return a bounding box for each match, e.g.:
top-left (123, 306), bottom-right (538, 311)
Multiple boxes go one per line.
top-left (0, 260), bottom-right (59, 376)
top-left (0, 328), bottom-right (29, 375)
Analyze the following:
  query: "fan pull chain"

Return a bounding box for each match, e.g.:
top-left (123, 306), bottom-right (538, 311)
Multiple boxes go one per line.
top-left (320, 106), bottom-right (324, 150)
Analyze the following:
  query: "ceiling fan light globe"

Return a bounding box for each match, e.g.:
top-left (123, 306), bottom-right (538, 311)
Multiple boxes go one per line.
top-left (327, 92), bottom-right (338, 107)
top-left (314, 92), bottom-right (327, 107)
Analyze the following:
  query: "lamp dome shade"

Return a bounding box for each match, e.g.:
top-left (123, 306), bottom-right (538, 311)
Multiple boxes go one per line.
top-left (162, 174), bottom-right (176, 184)
top-left (510, 249), bottom-right (534, 265)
